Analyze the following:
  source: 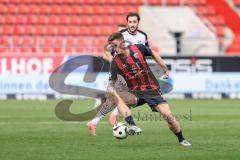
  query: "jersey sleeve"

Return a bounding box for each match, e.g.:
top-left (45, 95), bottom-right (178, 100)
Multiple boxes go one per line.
top-left (137, 44), bottom-right (153, 57)
top-left (145, 34), bottom-right (149, 47)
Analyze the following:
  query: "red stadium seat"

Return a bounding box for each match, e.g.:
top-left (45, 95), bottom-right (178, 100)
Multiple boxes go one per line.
top-left (40, 37), bottom-right (52, 54)
top-left (103, 0), bottom-right (117, 4)
top-left (102, 15), bottom-right (113, 24)
top-left (72, 5), bottom-right (83, 14)
top-left (196, 6), bottom-right (206, 15)
top-left (185, 0), bottom-right (207, 5)
top-left (22, 36), bottom-right (34, 46)
top-left (77, 47), bottom-right (86, 53)
top-left (207, 16), bottom-right (225, 25)
top-left (12, 36), bottom-right (22, 47)
top-left (82, 5), bottom-right (94, 14)
top-left (91, 26), bottom-right (102, 36)
top-left (81, 15), bottom-right (92, 25)
top-left (59, 15), bottom-right (70, 24)
top-left (30, 0), bottom-right (42, 3)
top-left (0, 47), bottom-right (7, 54)
top-left (196, 0), bottom-right (207, 5)
top-left (1, 25), bottom-right (13, 35)
top-left (57, 26), bottom-right (68, 35)
top-left (21, 0), bottom-right (32, 3)
top-left (92, 5), bottom-right (105, 14)
top-left (101, 26), bottom-right (116, 35)
top-left (14, 25), bottom-right (25, 35)
top-left (61, 5), bottom-right (72, 14)
top-left (7, 4), bottom-right (18, 13)
top-left (47, 26), bottom-right (58, 35)
top-left (0, 5), bottom-right (7, 13)
top-left (113, 15), bottom-right (125, 25)
top-left (66, 37), bottom-right (76, 46)
top-left (28, 5), bottom-right (39, 14)
top-left (27, 15), bottom-right (38, 24)
top-left (41, 0), bottom-right (53, 4)
top-left (205, 5), bottom-right (216, 15)
top-left (16, 15), bottom-right (27, 24)
top-left (0, 37), bottom-right (9, 46)
top-left (5, 15), bottom-right (15, 24)
top-left (0, 16), bottom-right (4, 24)
top-left (125, 5), bottom-right (139, 13)
top-left (51, 0), bottom-right (63, 3)
top-left (38, 15), bottom-right (48, 24)
top-left (70, 15), bottom-right (80, 24)
top-left (39, 5), bottom-right (51, 14)
top-left (115, 5), bottom-right (126, 14)
top-left (35, 25), bottom-right (47, 35)
top-left (68, 26), bottom-right (80, 35)
top-left (25, 25), bottom-right (36, 35)
top-left (148, 0), bottom-right (162, 5)
top-left (92, 15), bottom-right (104, 25)
top-left (49, 15), bottom-right (59, 24)
top-left (167, 0), bottom-right (180, 6)
top-left (91, 36), bottom-right (107, 46)
top-left (53, 38), bottom-right (64, 53)
top-left (77, 38), bottom-right (89, 46)
top-left (50, 5), bottom-right (62, 14)
top-left (196, 6), bottom-right (216, 15)
top-left (103, 5), bottom-right (116, 14)
top-left (79, 26), bottom-right (91, 35)
top-left (1, 0), bottom-right (14, 3)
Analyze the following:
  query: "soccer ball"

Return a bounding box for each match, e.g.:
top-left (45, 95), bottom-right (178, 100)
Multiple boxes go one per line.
top-left (112, 122), bottom-right (128, 139)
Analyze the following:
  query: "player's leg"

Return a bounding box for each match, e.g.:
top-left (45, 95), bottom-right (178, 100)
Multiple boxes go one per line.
top-left (88, 91), bottom-right (140, 136)
top-left (87, 97), bottom-right (113, 136)
top-left (109, 108), bottom-right (119, 127)
top-left (154, 103), bottom-right (191, 146)
top-left (87, 98), bottom-right (106, 127)
top-left (117, 91), bottom-right (142, 135)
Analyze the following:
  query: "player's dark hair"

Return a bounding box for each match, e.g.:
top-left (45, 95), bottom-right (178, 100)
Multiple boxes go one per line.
top-left (126, 12), bottom-right (140, 21)
top-left (108, 32), bottom-right (124, 43)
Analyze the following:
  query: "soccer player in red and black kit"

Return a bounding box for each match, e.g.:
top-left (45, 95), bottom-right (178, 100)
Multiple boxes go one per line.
top-left (107, 32), bottom-right (191, 146)
top-left (87, 12), bottom-right (150, 135)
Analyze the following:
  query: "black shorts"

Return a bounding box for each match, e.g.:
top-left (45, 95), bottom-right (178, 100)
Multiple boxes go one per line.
top-left (130, 89), bottom-right (167, 112)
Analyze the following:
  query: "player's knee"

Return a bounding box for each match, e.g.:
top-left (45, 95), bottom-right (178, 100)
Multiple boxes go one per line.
top-left (125, 97), bottom-right (138, 106)
top-left (105, 93), bottom-right (118, 106)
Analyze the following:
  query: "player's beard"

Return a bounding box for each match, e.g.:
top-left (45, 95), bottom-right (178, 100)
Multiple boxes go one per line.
top-left (128, 26), bottom-right (138, 34)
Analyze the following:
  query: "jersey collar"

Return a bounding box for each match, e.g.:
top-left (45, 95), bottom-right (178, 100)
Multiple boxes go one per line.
top-left (127, 29), bottom-right (138, 35)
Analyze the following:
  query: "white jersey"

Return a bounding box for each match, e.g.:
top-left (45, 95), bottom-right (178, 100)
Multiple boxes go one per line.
top-left (120, 28), bottom-right (149, 47)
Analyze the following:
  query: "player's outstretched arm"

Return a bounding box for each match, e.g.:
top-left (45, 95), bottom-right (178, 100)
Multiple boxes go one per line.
top-left (151, 51), bottom-right (169, 79)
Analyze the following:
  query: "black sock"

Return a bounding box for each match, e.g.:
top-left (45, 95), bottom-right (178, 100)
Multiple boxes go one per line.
top-left (175, 131), bottom-right (185, 142)
top-left (125, 116), bottom-right (136, 126)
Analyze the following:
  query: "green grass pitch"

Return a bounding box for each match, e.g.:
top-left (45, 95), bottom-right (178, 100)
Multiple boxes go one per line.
top-left (0, 99), bottom-right (240, 160)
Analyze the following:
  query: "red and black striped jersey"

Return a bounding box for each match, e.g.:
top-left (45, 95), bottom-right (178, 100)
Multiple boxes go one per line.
top-left (109, 44), bottom-right (159, 92)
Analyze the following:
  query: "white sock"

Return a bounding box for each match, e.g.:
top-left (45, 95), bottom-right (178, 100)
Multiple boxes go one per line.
top-left (90, 115), bottom-right (104, 125)
top-left (89, 108), bottom-right (107, 125)
top-left (94, 98), bottom-right (102, 108)
top-left (111, 107), bottom-right (119, 116)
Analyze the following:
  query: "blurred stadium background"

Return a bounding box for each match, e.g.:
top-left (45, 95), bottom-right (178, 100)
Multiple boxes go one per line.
top-left (1, 1), bottom-right (240, 160)
top-left (0, 0), bottom-right (240, 99)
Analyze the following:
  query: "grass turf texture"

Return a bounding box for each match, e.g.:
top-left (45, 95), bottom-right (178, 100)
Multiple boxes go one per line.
top-left (0, 99), bottom-right (240, 160)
